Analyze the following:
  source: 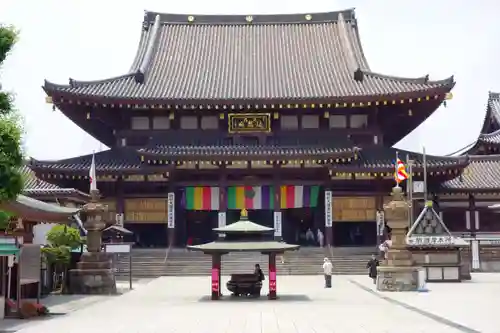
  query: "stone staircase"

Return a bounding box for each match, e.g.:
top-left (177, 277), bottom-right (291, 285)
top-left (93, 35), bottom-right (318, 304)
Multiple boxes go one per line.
top-left (115, 247), bottom-right (374, 278)
top-left (114, 248), bottom-right (169, 278)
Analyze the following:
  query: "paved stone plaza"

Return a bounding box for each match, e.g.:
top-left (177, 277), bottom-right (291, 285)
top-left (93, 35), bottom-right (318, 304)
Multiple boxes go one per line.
top-left (9, 275), bottom-right (499, 333)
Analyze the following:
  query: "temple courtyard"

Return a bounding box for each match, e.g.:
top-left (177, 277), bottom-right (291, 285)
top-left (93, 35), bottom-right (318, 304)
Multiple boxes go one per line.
top-left (7, 274), bottom-right (500, 333)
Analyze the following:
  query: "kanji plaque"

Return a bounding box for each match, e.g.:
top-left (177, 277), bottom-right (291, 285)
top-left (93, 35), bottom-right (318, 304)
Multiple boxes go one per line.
top-left (228, 113), bottom-right (271, 133)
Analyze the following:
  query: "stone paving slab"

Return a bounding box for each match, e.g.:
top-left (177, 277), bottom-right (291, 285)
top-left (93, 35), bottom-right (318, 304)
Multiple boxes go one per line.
top-left (14, 276), bottom-right (465, 333)
top-left (0, 279), bottom-right (152, 332)
top-left (350, 273), bottom-right (500, 333)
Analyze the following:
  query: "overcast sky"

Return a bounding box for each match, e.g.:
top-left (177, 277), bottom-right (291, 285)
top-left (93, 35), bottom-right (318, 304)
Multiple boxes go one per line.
top-left (1, 0), bottom-right (499, 160)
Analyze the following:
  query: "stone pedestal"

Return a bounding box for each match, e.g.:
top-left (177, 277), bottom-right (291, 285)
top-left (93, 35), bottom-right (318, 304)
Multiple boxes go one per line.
top-left (376, 186), bottom-right (419, 292)
top-left (69, 190), bottom-right (117, 294)
top-left (69, 252), bottom-right (117, 294)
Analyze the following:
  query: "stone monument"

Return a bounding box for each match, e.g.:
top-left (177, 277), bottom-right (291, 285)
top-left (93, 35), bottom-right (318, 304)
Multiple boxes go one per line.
top-left (376, 186), bottom-right (419, 291)
top-left (69, 190), bottom-right (117, 294)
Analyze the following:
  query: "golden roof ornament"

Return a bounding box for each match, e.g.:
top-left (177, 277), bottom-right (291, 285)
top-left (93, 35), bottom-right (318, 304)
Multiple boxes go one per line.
top-left (246, 16), bottom-right (253, 23)
top-left (240, 208), bottom-right (248, 218)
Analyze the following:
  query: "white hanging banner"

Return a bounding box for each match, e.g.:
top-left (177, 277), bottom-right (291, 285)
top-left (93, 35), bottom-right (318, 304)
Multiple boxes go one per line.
top-left (324, 191), bottom-right (333, 227)
top-left (471, 240), bottom-right (480, 270)
top-left (167, 192), bottom-right (175, 229)
top-left (376, 211), bottom-right (385, 236)
top-left (274, 212), bottom-right (282, 237)
top-left (218, 212), bottom-right (226, 228)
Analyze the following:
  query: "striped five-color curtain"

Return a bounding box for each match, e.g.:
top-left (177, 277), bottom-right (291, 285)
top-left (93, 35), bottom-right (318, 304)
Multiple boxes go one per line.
top-left (183, 185), bottom-right (319, 211)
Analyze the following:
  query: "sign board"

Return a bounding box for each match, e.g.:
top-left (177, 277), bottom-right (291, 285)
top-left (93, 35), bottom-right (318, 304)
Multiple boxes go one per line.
top-left (406, 235), bottom-right (454, 246)
top-left (413, 181), bottom-right (425, 194)
top-left (105, 244), bottom-right (131, 253)
top-left (376, 211), bottom-right (385, 236)
top-left (167, 192), bottom-right (175, 229)
top-left (228, 113), bottom-right (271, 133)
top-left (324, 191), bottom-right (332, 227)
top-left (218, 212), bottom-right (226, 229)
top-left (273, 212), bottom-right (282, 237)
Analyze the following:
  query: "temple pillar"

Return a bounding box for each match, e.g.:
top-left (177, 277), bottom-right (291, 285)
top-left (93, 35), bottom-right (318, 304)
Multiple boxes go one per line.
top-left (69, 190), bottom-right (117, 294)
top-left (268, 253), bottom-right (277, 300)
top-left (167, 185), bottom-right (176, 247)
top-left (211, 253), bottom-right (221, 300)
top-left (324, 188), bottom-right (333, 247)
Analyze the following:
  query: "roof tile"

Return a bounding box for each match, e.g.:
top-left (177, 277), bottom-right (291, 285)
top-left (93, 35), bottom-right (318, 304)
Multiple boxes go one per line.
top-left (442, 155), bottom-right (500, 190)
top-left (30, 149), bottom-right (142, 172)
top-left (20, 165), bottom-right (88, 198)
top-left (333, 146), bottom-right (467, 171)
top-left (44, 10), bottom-right (453, 102)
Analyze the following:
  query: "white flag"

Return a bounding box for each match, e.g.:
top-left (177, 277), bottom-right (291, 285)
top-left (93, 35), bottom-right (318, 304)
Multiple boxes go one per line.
top-left (89, 153), bottom-right (97, 192)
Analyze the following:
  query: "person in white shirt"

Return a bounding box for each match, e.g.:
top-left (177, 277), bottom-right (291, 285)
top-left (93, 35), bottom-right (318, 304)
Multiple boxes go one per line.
top-left (322, 258), bottom-right (333, 288)
top-left (305, 228), bottom-right (315, 245)
top-left (317, 229), bottom-right (324, 247)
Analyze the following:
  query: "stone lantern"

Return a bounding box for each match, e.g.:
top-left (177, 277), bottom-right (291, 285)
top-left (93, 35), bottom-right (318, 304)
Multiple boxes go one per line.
top-left (69, 190), bottom-right (117, 294)
top-left (376, 186), bottom-right (419, 291)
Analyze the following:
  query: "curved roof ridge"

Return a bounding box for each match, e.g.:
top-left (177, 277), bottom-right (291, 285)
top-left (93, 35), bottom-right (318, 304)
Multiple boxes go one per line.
top-left (479, 128), bottom-right (500, 139)
top-left (30, 147), bottom-right (139, 166)
top-left (466, 154), bottom-right (500, 161)
top-left (337, 12), bottom-right (359, 73)
top-left (350, 14), bottom-right (369, 71)
top-left (363, 71), bottom-right (454, 86)
top-left (144, 8), bottom-right (357, 25)
top-left (489, 91), bottom-right (500, 100)
top-left (135, 14), bottom-right (162, 84)
top-left (67, 73), bottom-right (136, 88)
top-left (44, 11), bottom-right (157, 92)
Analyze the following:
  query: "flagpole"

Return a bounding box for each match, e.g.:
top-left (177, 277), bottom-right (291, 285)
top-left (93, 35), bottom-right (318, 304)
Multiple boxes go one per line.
top-left (423, 146), bottom-right (428, 201)
top-left (406, 154), bottom-right (414, 226)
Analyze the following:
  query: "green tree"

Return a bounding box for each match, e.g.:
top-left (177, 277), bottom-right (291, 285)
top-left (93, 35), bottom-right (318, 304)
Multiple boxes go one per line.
top-left (42, 225), bottom-right (82, 293)
top-left (0, 25), bottom-right (23, 201)
top-left (0, 210), bottom-right (11, 230)
top-left (46, 224), bottom-right (82, 249)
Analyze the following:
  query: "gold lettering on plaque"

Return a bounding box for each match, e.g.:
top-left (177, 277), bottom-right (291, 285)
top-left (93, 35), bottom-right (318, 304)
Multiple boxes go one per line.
top-left (228, 113), bottom-right (271, 133)
top-left (332, 197), bottom-right (376, 222)
top-left (124, 198), bottom-right (168, 223)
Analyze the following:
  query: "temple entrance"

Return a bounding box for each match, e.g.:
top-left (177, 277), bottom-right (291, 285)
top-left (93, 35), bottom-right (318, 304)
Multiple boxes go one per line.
top-left (333, 222), bottom-right (377, 247)
top-left (125, 223), bottom-right (168, 248)
top-left (186, 211), bottom-right (217, 245)
top-left (282, 208), bottom-right (319, 245)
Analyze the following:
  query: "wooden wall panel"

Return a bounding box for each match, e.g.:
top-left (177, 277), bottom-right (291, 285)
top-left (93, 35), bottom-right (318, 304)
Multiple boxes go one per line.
top-left (124, 198), bottom-right (167, 223)
top-left (332, 197), bottom-right (376, 222)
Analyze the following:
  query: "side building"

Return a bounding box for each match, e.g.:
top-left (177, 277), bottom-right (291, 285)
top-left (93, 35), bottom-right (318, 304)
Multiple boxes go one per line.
top-left (8, 165), bottom-right (89, 243)
top-left (438, 92), bottom-right (500, 235)
top-left (33, 9), bottom-right (467, 248)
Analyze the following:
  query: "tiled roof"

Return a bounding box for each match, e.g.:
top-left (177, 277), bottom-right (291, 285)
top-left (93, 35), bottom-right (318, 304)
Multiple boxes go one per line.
top-left (20, 165), bottom-right (89, 198)
top-left (140, 134), bottom-right (355, 160)
top-left (442, 155), bottom-right (500, 190)
top-left (478, 130), bottom-right (500, 145)
top-left (476, 92), bottom-right (500, 144)
top-left (333, 146), bottom-right (468, 171)
top-left (30, 149), bottom-right (142, 173)
top-left (44, 9), bottom-right (454, 103)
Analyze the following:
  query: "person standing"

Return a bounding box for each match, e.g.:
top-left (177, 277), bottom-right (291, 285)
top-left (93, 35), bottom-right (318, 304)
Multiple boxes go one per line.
top-left (366, 254), bottom-right (380, 284)
top-left (306, 228), bottom-right (315, 245)
top-left (317, 229), bottom-right (324, 247)
top-left (322, 258), bottom-right (333, 288)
